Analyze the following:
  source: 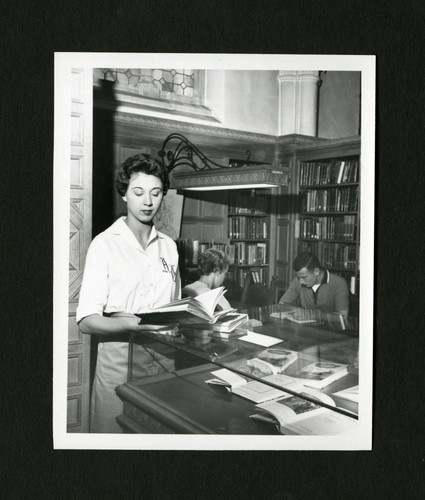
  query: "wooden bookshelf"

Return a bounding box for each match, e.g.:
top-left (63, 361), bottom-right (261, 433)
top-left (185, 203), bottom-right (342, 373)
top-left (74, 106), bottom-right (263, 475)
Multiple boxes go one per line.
top-left (297, 155), bottom-right (360, 295)
top-left (226, 189), bottom-right (271, 298)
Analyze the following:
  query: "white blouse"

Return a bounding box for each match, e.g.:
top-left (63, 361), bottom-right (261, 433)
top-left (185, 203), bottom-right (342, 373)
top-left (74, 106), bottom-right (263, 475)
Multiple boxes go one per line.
top-left (76, 216), bottom-right (180, 322)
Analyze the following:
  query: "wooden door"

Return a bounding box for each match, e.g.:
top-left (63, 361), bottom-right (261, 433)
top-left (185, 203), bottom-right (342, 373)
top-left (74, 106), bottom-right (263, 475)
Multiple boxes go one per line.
top-left (180, 191), bottom-right (228, 242)
top-left (67, 68), bottom-right (93, 432)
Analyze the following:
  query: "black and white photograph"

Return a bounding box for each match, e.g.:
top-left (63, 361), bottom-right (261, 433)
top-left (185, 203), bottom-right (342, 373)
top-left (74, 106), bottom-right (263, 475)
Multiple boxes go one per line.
top-left (53, 53), bottom-right (375, 450)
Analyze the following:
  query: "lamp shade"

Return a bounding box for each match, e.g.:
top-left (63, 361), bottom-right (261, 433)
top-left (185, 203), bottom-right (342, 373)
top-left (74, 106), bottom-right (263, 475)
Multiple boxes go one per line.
top-left (171, 163), bottom-right (289, 191)
top-left (159, 132), bottom-right (289, 191)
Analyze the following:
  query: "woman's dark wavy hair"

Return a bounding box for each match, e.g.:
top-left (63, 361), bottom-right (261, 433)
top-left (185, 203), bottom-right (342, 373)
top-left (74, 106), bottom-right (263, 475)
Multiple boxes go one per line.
top-left (198, 249), bottom-right (230, 276)
top-left (115, 153), bottom-right (170, 196)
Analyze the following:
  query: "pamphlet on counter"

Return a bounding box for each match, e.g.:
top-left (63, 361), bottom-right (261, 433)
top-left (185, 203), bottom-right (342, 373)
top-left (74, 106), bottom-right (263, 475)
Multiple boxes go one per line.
top-left (238, 330), bottom-right (283, 347)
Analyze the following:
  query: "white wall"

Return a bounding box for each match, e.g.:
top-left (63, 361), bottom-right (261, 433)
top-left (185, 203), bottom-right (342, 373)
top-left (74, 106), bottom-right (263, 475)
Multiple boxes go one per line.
top-left (206, 70), bottom-right (279, 135)
top-left (318, 71), bottom-right (361, 138)
top-left (100, 69), bottom-right (360, 139)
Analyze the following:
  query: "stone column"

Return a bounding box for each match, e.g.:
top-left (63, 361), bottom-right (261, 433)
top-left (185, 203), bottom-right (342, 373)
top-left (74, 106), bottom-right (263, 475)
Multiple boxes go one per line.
top-left (137, 69), bottom-right (157, 97)
top-left (278, 70), bottom-right (320, 136)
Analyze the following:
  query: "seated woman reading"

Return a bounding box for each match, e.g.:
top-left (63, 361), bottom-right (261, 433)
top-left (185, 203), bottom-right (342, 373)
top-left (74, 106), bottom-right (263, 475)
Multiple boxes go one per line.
top-left (182, 248), bottom-right (232, 311)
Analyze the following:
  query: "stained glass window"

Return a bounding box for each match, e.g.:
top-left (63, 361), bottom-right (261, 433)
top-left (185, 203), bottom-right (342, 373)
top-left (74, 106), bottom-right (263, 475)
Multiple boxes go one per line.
top-left (93, 68), bottom-right (204, 104)
top-left (152, 69), bottom-right (195, 98)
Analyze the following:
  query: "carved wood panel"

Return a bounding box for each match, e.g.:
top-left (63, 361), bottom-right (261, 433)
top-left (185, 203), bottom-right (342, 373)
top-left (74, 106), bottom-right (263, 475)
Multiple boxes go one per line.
top-left (67, 68), bottom-right (92, 433)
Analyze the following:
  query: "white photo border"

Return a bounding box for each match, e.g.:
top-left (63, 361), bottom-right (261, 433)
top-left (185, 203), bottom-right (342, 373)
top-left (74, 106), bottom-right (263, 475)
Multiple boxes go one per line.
top-left (54, 53), bottom-right (375, 450)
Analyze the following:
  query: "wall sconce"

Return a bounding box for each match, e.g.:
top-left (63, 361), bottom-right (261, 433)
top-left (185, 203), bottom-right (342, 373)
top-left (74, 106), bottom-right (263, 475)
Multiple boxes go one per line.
top-left (159, 133), bottom-right (288, 191)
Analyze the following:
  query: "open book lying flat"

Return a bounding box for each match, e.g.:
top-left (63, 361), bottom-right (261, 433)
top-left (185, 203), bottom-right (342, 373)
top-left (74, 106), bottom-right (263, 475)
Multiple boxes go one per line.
top-left (136, 287), bottom-right (236, 326)
top-left (270, 310), bottom-right (320, 324)
top-left (235, 348), bottom-right (299, 378)
top-left (205, 368), bottom-right (290, 404)
top-left (286, 361), bottom-right (349, 389)
top-left (250, 393), bottom-right (357, 435)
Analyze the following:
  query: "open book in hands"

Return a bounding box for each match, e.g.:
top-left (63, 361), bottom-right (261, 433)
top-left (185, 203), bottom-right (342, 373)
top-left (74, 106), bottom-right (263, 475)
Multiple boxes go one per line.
top-left (136, 287), bottom-right (236, 326)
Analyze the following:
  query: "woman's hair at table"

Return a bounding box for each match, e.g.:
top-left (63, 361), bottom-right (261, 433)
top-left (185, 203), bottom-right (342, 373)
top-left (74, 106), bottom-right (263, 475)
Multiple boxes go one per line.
top-left (198, 249), bottom-right (230, 276)
top-left (115, 153), bottom-right (170, 196)
top-left (293, 251), bottom-right (323, 272)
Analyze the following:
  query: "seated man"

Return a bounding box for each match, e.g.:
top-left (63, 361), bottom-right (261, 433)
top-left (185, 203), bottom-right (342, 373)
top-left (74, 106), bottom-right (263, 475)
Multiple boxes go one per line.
top-left (279, 251), bottom-right (349, 317)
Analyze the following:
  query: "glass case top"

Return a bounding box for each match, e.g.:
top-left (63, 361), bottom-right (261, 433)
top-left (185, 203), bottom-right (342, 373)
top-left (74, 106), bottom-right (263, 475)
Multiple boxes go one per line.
top-left (127, 304), bottom-right (359, 428)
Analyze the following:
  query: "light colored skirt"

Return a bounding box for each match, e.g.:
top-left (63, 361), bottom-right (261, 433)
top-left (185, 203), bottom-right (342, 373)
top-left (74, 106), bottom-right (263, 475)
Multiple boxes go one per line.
top-left (90, 341), bottom-right (174, 433)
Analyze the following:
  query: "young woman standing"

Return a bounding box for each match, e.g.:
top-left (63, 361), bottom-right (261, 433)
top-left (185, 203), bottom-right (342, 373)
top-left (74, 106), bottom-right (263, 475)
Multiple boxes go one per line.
top-left (76, 153), bottom-right (180, 433)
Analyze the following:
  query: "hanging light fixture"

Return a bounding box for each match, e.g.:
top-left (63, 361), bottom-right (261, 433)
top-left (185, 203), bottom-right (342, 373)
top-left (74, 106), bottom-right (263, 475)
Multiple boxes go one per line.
top-left (158, 133), bottom-right (288, 190)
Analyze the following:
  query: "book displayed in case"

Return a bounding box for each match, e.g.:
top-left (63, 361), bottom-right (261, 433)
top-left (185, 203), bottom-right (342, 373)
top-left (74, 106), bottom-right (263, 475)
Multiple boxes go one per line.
top-left (250, 393), bottom-right (357, 436)
top-left (297, 155), bottom-right (360, 295)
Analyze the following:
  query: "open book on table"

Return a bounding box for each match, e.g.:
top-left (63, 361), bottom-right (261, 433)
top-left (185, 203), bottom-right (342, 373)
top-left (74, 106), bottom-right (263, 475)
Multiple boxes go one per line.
top-left (136, 287), bottom-right (236, 326)
top-left (286, 360), bottom-right (349, 389)
top-left (250, 393), bottom-right (357, 435)
top-left (271, 308), bottom-right (320, 324)
top-left (205, 368), bottom-right (295, 404)
top-left (332, 385), bottom-right (359, 415)
top-left (206, 367), bottom-right (339, 406)
top-left (235, 348), bottom-right (299, 378)
top-left (332, 385), bottom-right (359, 404)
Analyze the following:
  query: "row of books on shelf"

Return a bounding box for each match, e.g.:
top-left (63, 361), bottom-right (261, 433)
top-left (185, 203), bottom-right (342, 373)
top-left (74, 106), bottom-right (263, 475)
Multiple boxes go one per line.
top-left (175, 239), bottom-right (229, 266)
top-left (231, 242), bottom-right (267, 265)
top-left (175, 238), bottom-right (267, 267)
top-left (228, 216), bottom-right (268, 240)
top-left (228, 267), bottom-right (268, 288)
top-left (299, 160), bottom-right (359, 187)
top-left (228, 189), bottom-right (270, 215)
top-left (301, 186), bottom-right (359, 213)
top-left (298, 241), bottom-right (357, 271)
top-left (298, 215), bottom-right (358, 241)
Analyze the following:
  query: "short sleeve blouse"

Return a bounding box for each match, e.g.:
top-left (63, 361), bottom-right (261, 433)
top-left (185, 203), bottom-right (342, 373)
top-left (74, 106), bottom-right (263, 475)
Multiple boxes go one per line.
top-left (76, 217), bottom-right (181, 322)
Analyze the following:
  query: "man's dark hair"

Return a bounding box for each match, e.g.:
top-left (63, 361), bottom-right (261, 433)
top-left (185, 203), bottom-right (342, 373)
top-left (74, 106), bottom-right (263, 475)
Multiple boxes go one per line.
top-left (293, 251), bottom-right (323, 272)
top-left (115, 153), bottom-right (170, 196)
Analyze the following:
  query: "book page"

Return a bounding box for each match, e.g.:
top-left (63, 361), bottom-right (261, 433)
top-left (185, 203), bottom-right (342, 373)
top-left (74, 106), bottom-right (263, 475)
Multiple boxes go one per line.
top-left (270, 311), bottom-right (319, 324)
top-left (284, 410), bottom-right (357, 436)
top-left (209, 368), bottom-right (247, 388)
top-left (192, 286), bottom-right (225, 317)
top-left (262, 374), bottom-right (304, 391)
top-left (232, 381), bottom-right (286, 403)
top-left (255, 348), bottom-right (298, 371)
top-left (208, 308), bottom-right (238, 322)
top-left (238, 330), bottom-right (283, 347)
top-left (332, 385), bottom-right (359, 403)
top-left (256, 395), bottom-right (324, 427)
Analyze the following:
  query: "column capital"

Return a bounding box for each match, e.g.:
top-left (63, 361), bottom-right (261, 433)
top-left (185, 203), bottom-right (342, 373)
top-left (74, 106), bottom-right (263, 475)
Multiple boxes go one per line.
top-left (278, 70), bottom-right (320, 82)
top-left (278, 71), bottom-right (320, 136)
